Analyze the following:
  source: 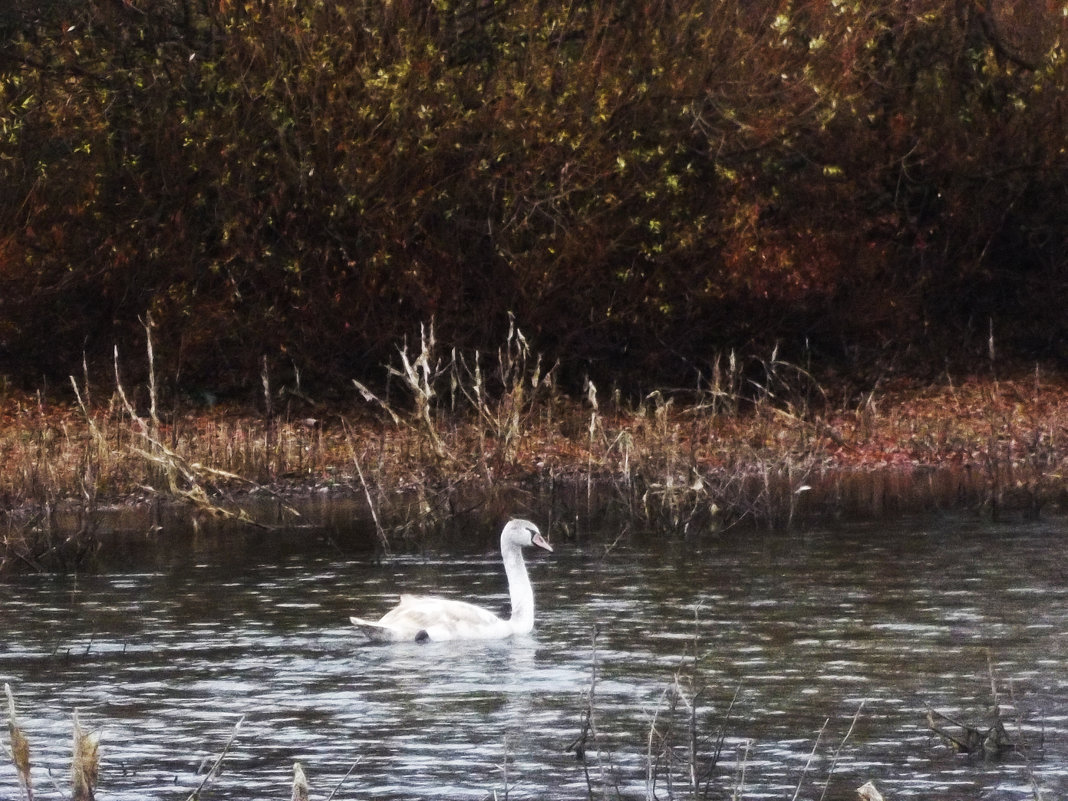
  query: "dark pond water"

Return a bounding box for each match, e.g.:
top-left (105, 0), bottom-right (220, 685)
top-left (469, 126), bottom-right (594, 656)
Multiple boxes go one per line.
top-left (1, 515), bottom-right (1066, 800)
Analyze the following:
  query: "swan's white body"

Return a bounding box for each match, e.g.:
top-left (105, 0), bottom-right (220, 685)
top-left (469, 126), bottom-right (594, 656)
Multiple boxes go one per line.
top-left (350, 519), bottom-right (552, 642)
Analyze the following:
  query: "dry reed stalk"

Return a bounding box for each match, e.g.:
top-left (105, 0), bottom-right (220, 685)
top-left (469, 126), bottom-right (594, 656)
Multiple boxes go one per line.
top-left (792, 717), bottom-right (829, 801)
top-left (818, 702), bottom-right (865, 801)
top-left (566, 625), bottom-right (622, 801)
top-left (709, 685), bottom-right (740, 790)
top-left (107, 342), bottom-right (299, 528)
top-left (186, 715), bottom-right (244, 801)
top-left (354, 318), bottom-right (563, 475)
top-left (1003, 660), bottom-right (1047, 800)
top-left (291, 762), bottom-right (309, 801)
top-left (144, 314), bottom-right (160, 442)
top-left (731, 739), bottom-right (752, 801)
top-left (71, 711), bottom-right (99, 801)
top-left (352, 320), bottom-right (451, 459)
top-left (643, 606), bottom-right (734, 800)
top-left (497, 733), bottom-right (513, 801)
top-left (325, 758), bottom-right (361, 801)
top-left (454, 313), bottom-right (554, 465)
top-left (5, 683), bottom-right (33, 800)
top-left (644, 686), bottom-right (670, 800)
top-left (343, 419), bottom-right (391, 555)
top-left (855, 780), bottom-right (885, 801)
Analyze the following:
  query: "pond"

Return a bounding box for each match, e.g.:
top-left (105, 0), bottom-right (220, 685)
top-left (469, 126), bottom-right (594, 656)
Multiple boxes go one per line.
top-left (0, 514), bottom-right (1065, 800)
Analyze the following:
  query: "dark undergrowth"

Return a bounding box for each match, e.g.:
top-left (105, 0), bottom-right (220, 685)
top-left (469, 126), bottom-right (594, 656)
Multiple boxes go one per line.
top-left (1, 0), bottom-right (1067, 395)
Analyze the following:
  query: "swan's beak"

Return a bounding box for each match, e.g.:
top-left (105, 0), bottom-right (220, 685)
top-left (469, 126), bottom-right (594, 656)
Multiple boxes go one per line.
top-left (532, 532), bottom-right (553, 552)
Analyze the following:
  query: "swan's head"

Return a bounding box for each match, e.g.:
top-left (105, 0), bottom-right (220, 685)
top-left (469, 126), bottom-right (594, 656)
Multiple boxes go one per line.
top-left (503, 518), bottom-right (553, 553)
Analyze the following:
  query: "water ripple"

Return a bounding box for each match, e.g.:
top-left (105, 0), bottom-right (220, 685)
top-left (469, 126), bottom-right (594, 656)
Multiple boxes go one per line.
top-left (1, 520), bottom-right (1066, 799)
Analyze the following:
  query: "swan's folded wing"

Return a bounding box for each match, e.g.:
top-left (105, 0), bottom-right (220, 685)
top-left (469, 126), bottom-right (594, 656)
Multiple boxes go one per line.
top-left (385, 595), bottom-right (504, 628)
top-left (351, 595), bottom-right (507, 642)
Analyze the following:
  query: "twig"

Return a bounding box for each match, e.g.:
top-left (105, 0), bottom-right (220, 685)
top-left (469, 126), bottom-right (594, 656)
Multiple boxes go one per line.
top-left (351, 379), bottom-right (401, 425)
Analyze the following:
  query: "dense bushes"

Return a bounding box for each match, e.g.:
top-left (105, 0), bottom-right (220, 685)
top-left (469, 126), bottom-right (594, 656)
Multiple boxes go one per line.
top-left (1, 0), bottom-right (1066, 396)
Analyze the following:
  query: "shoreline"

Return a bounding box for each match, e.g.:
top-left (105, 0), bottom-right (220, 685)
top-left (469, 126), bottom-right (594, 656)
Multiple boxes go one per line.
top-left (2, 373), bottom-right (1067, 569)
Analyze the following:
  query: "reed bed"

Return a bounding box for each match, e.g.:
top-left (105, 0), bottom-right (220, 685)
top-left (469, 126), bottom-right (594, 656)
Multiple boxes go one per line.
top-left (2, 321), bottom-right (1068, 569)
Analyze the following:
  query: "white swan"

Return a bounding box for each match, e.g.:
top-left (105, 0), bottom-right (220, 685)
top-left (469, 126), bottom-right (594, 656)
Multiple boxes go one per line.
top-left (350, 519), bottom-right (552, 642)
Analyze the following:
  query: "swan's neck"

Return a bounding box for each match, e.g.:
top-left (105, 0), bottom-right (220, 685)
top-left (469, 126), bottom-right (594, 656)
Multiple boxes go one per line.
top-left (502, 540), bottom-right (535, 634)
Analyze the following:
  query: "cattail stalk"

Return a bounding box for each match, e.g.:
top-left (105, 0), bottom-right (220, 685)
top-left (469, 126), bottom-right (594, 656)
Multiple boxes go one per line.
top-left (5, 683), bottom-right (33, 801)
top-left (71, 711), bottom-right (99, 801)
top-left (291, 762), bottom-right (309, 801)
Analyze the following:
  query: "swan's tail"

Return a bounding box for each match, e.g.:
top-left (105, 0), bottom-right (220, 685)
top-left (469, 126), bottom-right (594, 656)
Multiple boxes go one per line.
top-left (350, 616), bottom-right (408, 642)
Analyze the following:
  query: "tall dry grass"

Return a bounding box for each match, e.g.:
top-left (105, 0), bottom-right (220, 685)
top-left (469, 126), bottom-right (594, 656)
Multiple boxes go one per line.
top-left (2, 321), bottom-right (1068, 570)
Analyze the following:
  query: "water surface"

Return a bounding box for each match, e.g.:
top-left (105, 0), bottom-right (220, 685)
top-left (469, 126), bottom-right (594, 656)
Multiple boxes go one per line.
top-left (1, 516), bottom-right (1065, 799)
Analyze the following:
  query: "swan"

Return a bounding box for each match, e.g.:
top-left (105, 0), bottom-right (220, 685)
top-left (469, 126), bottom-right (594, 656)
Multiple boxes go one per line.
top-left (350, 519), bottom-right (552, 642)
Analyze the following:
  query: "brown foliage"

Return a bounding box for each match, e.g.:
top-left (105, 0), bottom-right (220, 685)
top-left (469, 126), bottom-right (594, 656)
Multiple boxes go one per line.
top-left (1, 0), bottom-right (1067, 395)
